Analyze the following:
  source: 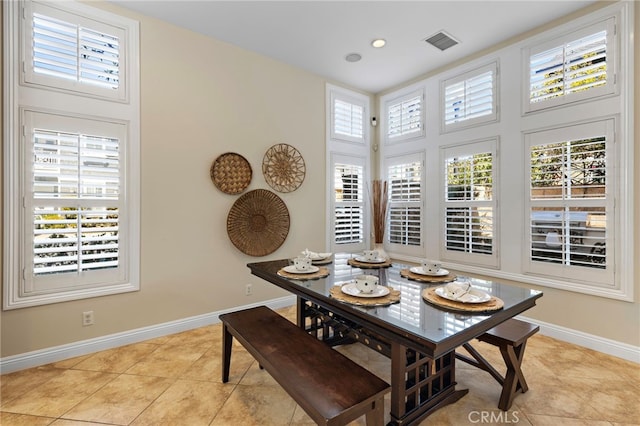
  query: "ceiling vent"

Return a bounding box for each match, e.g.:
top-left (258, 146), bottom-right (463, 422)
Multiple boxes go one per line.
top-left (424, 31), bottom-right (459, 51)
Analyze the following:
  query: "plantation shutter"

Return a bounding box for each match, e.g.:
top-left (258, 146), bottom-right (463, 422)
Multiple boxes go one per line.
top-left (444, 64), bottom-right (495, 127)
top-left (444, 151), bottom-right (494, 256)
top-left (32, 128), bottom-right (121, 277)
top-left (333, 163), bottom-right (364, 245)
top-left (387, 161), bottom-right (422, 246)
top-left (333, 98), bottom-right (364, 140)
top-left (388, 93), bottom-right (422, 139)
top-left (26, 1), bottom-right (126, 100)
top-left (529, 134), bottom-right (608, 269)
top-left (528, 18), bottom-right (613, 109)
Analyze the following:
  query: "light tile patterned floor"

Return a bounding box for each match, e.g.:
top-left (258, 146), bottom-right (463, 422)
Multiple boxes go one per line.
top-left (1, 306), bottom-right (639, 425)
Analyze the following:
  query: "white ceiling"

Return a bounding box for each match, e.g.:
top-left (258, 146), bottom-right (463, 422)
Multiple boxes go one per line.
top-left (111, 0), bottom-right (597, 93)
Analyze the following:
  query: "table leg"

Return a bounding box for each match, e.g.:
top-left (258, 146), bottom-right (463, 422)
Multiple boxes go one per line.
top-left (388, 342), bottom-right (467, 425)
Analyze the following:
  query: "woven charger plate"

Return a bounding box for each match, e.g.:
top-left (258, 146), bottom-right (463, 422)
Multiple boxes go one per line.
top-left (227, 189), bottom-right (290, 256)
top-left (400, 268), bottom-right (457, 283)
top-left (277, 267), bottom-right (330, 280)
top-left (211, 152), bottom-right (252, 194)
top-left (330, 285), bottom-right (400, 307)
top-left (347, 258), bottom-right (393, 269)
top-left (422, 287), bottom-right (504, 314)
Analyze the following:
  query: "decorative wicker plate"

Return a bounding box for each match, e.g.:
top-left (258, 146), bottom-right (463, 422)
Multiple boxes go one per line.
top-left (227, 189), bottom-right (290, 256)
top-left (210, 152), bottom-right (252, 194)
top-left (262, 143), bottom-right (305, 193)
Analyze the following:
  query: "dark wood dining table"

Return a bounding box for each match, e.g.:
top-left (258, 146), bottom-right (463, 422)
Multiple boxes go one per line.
top-left (247, 253), bottom-right (543, 426)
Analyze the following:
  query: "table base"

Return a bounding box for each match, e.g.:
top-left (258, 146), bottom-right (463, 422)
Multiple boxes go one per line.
top-left (298, 299), bottom-right (467, 425)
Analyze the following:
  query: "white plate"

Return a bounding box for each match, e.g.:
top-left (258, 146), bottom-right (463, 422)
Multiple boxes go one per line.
top-left (354, 256), bottom-right (387, 264)
top-left (341, 283), bottom-right (390, 298)
top-left (283, 265), bottom-right (320, 274)
top-left (434, 286), bottom-right (491, 304)
top-left (409, 266), bottom-right (450, 276)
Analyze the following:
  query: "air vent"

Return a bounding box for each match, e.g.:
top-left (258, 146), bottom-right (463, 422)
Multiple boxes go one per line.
top-left (424, 31), bottom-right (459, 51)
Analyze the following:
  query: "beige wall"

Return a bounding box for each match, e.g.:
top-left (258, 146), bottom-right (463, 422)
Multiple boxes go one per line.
top-left (1, 3), bottom-right (331, 357)
top-left (1, 1), bottom-right (638, 360)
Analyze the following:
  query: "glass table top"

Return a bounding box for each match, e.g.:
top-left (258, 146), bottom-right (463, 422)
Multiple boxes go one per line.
top-left (248, 253), bottom-right (543, 347)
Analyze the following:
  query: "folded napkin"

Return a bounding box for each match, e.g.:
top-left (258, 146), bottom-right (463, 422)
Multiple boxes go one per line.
top-left (444, 281), bottom-right (472, 301)
top-left (302, 249), bottom-right (332, 260)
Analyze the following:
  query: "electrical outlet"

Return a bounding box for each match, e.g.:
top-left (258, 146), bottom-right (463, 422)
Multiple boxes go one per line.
top-left (245, 284), bottom-right (252, 296)
top-left (82, 311), bottom-right (94, 326)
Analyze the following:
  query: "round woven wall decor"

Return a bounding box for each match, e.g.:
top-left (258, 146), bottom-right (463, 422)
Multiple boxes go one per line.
top-left (227, 189), bottom-right (290, 256)
top-left (262, 143), bottom-right (305, 193)
top-left (210, 152), bottom-right (252, 195)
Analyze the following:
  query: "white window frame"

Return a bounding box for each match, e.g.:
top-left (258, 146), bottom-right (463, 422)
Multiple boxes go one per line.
top-left (523, 15), bottom-right (617, 114)
top-left (441, 62), bottom-right (499, 133)
top-left (441, 138), bottom-right (499, 268)
top-left (523, 120), bottom-right (615, 288)
top-left (326, 84), bottom-right (371, 253)
top-left (384, 152), bottom-right (425, 258)
top-left (3, 0), bottom-right (140, 309)
top-left (384, 87), bottom-right (425, 144)
top-left (330, 89), bottom-right (367, 144)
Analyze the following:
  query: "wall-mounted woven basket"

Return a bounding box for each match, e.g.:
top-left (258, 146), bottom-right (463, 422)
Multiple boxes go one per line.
top-left (210, 152), bottom-right (252, 195)
top-left (227, 189), bottom-right (290, 256)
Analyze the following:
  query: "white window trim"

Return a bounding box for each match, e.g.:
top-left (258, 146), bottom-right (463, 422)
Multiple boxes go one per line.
top-left (523, 119), bottom-right (616, 287)
top-left (329, 86), bottom-right (368, 145)
top-left (325, 84), bottom-right (371, 252)
top-left (3, 0), bottom-right (140, 309)
top-left (522, 14), bottom-right (618, 114)
top-left (440, 138), bottom-right (499, 268)
top-left (383, 86), bottom-right (425, 145)
top-left (440, 61), bottom-right (499, 133)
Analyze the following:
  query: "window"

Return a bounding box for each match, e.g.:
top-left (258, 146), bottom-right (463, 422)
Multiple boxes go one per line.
top-left (386, 90), bottom-right (424, 142)
top-left (524, 17), bottom-right (615, 112)
top-left (331, 93), bottom-right (365, 143)
top-left (4, 0), bottom-right (140, 309)
top-left (331, 159), bottom-right (366, 249)
top-left (525, 120), bottom-right (614, 285)
top-left (442, 62), bottom-right (498, 132)
top-left (387, 157), bottom-right (423, 248)
top-left (442, 140), bottom-right (497, 267)
top-left (24, 0), bottom-right (129, 101)
top-left (326, 85), bottom-right (370, 253)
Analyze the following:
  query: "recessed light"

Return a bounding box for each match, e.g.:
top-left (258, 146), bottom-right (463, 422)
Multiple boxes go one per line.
top-left (345, 53), bottom-right (362, 62)
top-left (371, 39), bottom-right (386, 48)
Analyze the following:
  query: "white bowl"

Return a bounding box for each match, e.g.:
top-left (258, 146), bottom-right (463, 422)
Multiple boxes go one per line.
top-left (354, 275), bottom-right (379, 293)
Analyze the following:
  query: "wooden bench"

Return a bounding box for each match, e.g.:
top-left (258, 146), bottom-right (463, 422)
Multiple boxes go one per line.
top-left (456, 318), bottom-right (539, 411)
top-left (220, 306), bottom-right (390, 426)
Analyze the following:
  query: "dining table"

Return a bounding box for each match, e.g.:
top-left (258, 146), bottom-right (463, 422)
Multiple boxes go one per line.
top-left (247, 253), bottom-right (543, 426)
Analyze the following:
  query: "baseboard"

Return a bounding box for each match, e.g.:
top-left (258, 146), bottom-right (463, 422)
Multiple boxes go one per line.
top-left (518, 315), bottom-right (640, 363)
top-left (0, 295), bottom-right (296, 374)
top-left (2, 296), bottom-right (637, 374)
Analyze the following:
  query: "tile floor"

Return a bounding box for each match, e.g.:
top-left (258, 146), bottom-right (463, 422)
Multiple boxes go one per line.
top-left (1, 306), bottom-right (639, 425)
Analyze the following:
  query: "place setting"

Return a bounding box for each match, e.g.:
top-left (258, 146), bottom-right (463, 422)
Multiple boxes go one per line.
top-left (277, 253), bottom-right (331, 280)
top-left (330, 274), bottom-right (400, 307)
top-left (347, 249), bottom-right (393, 269)
top-left (400, 259), bottom-right (457, 283)
top-left (422, 280), bottom-right (504, 313)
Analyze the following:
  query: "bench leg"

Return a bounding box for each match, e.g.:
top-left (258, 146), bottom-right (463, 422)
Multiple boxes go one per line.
top-left (222, 324), bottom-right (233, 383)
top-left (497, 341), bottom-right (530, 411)
top-left (364, 396), bottom-right (385, 426)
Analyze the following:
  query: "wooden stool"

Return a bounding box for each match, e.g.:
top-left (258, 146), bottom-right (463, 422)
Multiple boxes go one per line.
top-left (456, 318), bottom-right (539, 410)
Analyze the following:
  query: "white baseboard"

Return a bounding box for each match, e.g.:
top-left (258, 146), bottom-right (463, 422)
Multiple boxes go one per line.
top-left (518, 315), bottom-right (640, 364)
top-left (2, 296), bottom-right (637, 374)
top-left (0, 296), bottom-right (296, 374)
